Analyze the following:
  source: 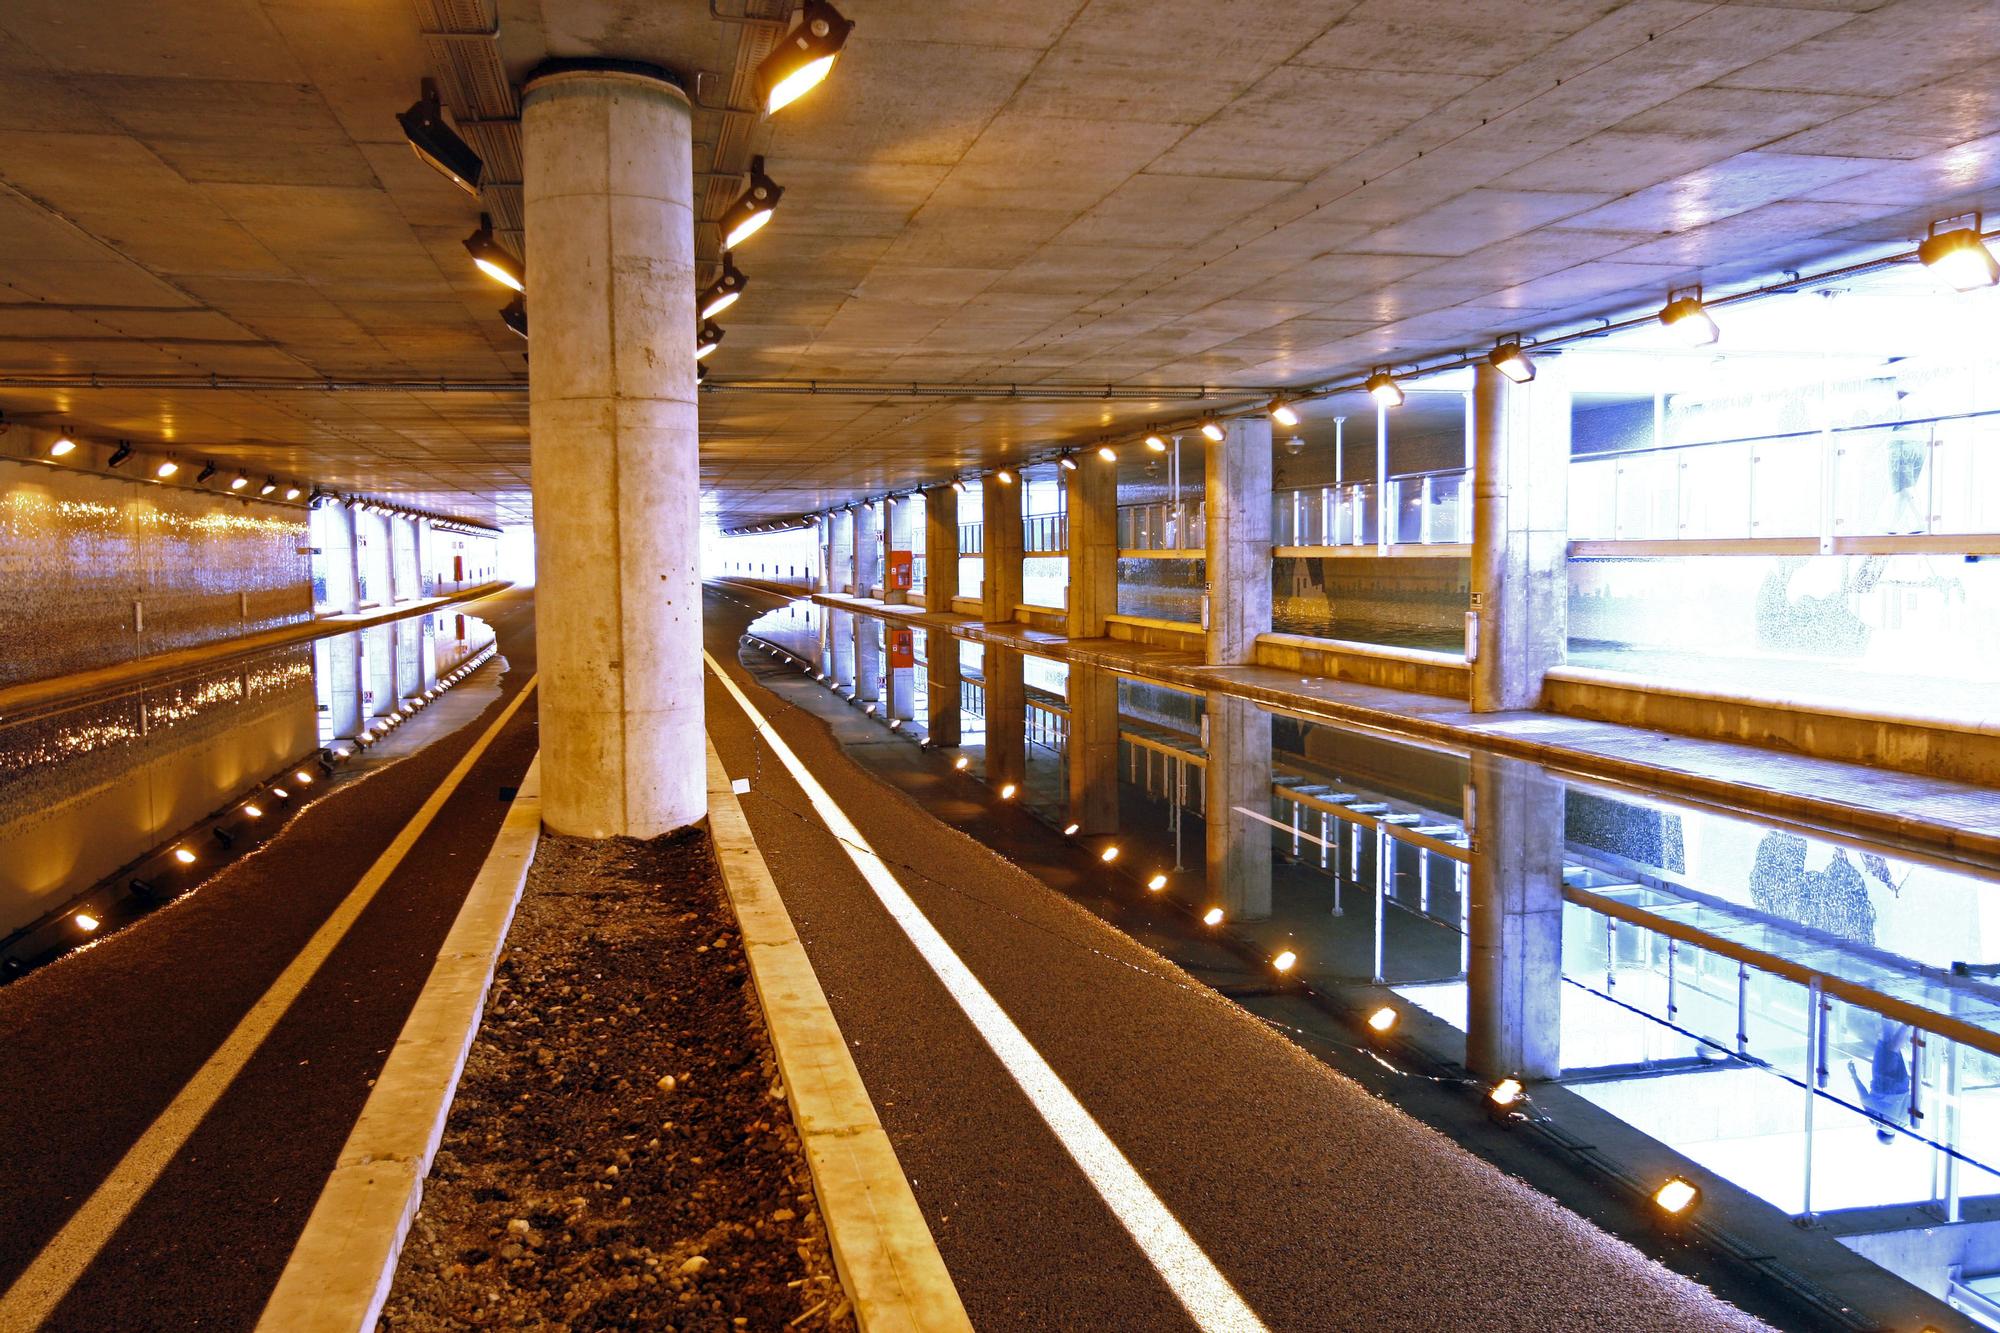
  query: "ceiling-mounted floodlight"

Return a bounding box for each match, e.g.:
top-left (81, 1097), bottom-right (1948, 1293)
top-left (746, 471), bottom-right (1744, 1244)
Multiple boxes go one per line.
top-left (1658, 287), bottom-right (1718, 347)
top-left (995, 468), bottom-right (1014, 485)
top-left (397, 79), bottom-right (483, 197)
top-left (1097, 444), bottom-right (1118, 463)
top-left (284, 484), bottom-right (302, 500)
top-left (108, 442), bottom-right (133, 468)
top-left (230, 471), bottom-right (249, 491)
top-left (756, 0), bottom-right (854, 115)
top-left (154, 458), bottom-right (179, 479)
top-left (700, 254), bottom-right (747, 319)
top-left (49, 430), bottom-right (77, 458)
top-left (695, 321), bottom-right (726, 361)
top-left (260, 477), bottom-right (278, 496)
top-left (951, 478), bottom-right (968, 495)
top-left (719, 156), bottom-right (785, 249)
top-left (500, 294), bottom-right (527, 339)
top-left (464, 214), bottom-right (524, 292)
top-left (1269, 399), bottom-right (1300, 428)
top-left (1198, 417), bottom-right (1226, 443)
top-left (1488, 340), bottom-right (1536, 384)
top-left (1143, 431), bottom-right (1167, 452)
top-left (1365, 369), bottom-right (1406, 408)
top-left (1057, 453), bottom-right (1077, 471)
top-left (196, 461), bottom-right (217, 484)
top-left (1918, 216), bottom-right (2000, 291)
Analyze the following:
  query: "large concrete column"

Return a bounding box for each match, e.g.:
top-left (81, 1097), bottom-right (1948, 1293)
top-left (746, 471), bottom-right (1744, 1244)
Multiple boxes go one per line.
top-left (981, 474), bottom-right (1023, 623)
top-left (1465, 751), bottom-right (1566, 1079)
top-left (1471, 361), bottom-right (1570, 711)
top-left (1066, 663), bottom-right (1119, 834)
top-left (883, 495), bottom-right (915, 605)
top-left (829, 511), bottom-right (854, 593)
top-left (1204, 693), bottom-right (1272, 919)
top-left (1204, 417), bottom-right (1273, 665)
top-left (525, 62), bottom-right (702, 838)
top-left (922, 484), bottom-right (958, 614)
top-left (926, 630), bottom-right (961, 746)
top-left (818, 516), bottom-right (835, 593)
top-left (1067, 454), bottom-right (1116, 639)
top-left (853, 501), bottom-right (880, 599)
top-left (983, 646), bottom-right (1025, 789)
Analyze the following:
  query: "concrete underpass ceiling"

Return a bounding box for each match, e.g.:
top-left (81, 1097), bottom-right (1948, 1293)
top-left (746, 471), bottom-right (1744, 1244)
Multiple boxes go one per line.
top-left (2, 1), bottom-right (1999, 528)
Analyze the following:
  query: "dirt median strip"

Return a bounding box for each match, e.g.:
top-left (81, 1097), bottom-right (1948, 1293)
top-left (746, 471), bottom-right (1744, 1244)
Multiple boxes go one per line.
top-left (703, 738), bottom-right (971, 1333)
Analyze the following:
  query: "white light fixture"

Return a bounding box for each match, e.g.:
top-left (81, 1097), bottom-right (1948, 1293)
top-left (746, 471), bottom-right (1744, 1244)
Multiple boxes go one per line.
top-left (1365, 369), bottom-right (1405, 408)
top-left (1143, 432), bottom-right (1167, 453)
top-left (1146, 873), bottom-right (1167, 891)
top-left (695, 321), bottom-right (725, 361)
top-left (1488, 340), bottom-right (1535, 384)
top-left (1365, 1005), bottom-right (1397, 1034)
top-left (719, 156), bottom-right (784, 249)
top-left (1201, 906), bottom-right (1224, 926)
top-left (1198, 418), bottom-right (1226, 443)
top-left (49, 432), bottom-right (77, 458)
top-left (995, 468), bottom-right (1014, 485)
top-left (1658, 288), bottom-right (1719, 346)
top-left (756, 0), bottom-right (854, 114)
top-left (1272, 949), bottom-right (1297, 973)
top-left (284, 485), bottom-right (302, 501)
top-left (699, 254), bottom-right (747, 319)
top-left (1652, 1176), bottom-right (1700, 1218)
top-left (999, 782), bottom-right (1017, 800)
top-left (172, 847), bottom-right (197, 865)
top-left (1488, 1077), bottom-right (1525, 1109)
top-left (155, 459), bottom-right (180, 479)
top-left (1063, 822), bottom-right (1079, 835)
top-left (953, 755), bottom-right (970, 771)
top-left (230, 471), bottom-right (249, 491)
top-left (1097, 444), bottom-right (1117, 463)
top-left (1269, 400), bottom-right (1300, 428)
top-left (74, 912), bottom-right (101, 932)
top-left (464, 214), bottom-right (524, 292)
top-left (1918, 217), bottom-right (1999, 291)
top-left (1099, 845), bottom-right (1118, 863)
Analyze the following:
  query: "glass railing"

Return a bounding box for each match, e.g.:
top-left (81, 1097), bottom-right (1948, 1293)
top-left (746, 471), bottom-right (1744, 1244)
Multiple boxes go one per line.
top-left (1273, 469), bottom-right (1466, 547)
top-left (1570, 414), bottom-right (2000, 543)
top-left (1117, 500), bottom-right (1204, 550)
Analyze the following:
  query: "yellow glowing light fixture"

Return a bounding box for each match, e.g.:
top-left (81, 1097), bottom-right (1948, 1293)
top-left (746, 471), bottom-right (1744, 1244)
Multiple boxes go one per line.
top-left (1099, 845), bottom-right (1119, 863)
top-left (1658, 289), bottom-right (1718, 347)
top-left (699, 254), bottom-right (748, 320)
top-left (284, 484), bottom-right (302, 501)
top-left (1652, 1176), bottom-right (1701, 1218)
top-left (1201, 906), bottom-right (1224, 926)
top-left (1146, 873), bottom-right (1167, 891)
top-left (243, 804), bottom-right (264, 818)
top-left (1198, 418), bottom-right (1226, 443)
top-left (695, 321), bottom-right (726, 361)
top-left (999, 782), bottom-right (1017, 800)
top-left (1058, 453), bottom-right (1077, 471)
top-left (995, 468), bottom-right (1015, 485)
top-left (756, 0), bottom-right (855, 115)
top-left (172, 847), bottom-right (197, 866)
top-left (1097, 444), bottom-right (1118, 463)
top-left (1488, 340), bottom-right (1536, 384)
top-left (1272, 949), bottom-right (1297, 973)
top-left (397, 80), bottom-right (482, 197)
top-left (1269, 400), bottom-right (1300, 428)
top-left (953, 754), bottom-right (970, 770)
top-left (230, 471), bottom-right (249, 491)
top-left (463, 214), bottom-right (524, 293)
top-left (75, 912), bottom-right (101, 932)
top-left (1918, 218), bottom-right (2000, 291)
top-left (155, 459), bottom-right (180, 479)
top-left (720, 156), bottom-right (784, 249)
top-left (1143, 432), bottom-right (1167, 453)
top-left (1364, 369), bottom-right (1405, 409)
top-left (49, 432), bottom-right (77, 458)
top-left (294, 770), bottom-right (314, 785)
top-left (1489, 1077), bottom-right (1525, 1109)
top-left (1365, 1004), bottom-right (1398, 1034)
top-left (1063, 822), bottom-right (1080, 835)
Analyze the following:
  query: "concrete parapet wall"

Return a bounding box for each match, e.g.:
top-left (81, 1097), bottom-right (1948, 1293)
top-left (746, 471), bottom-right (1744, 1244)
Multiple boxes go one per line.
top-left (1255, 631), bottom-right (1469, 698)
top-left (1104, 613), bottom-right (1203, 654)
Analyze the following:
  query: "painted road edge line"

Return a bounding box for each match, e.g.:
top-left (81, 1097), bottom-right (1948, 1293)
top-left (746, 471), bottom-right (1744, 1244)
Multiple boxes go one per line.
top-left (0, 675), bottom-right (540, 1331)
top-left (704, 650), bottom-right (1269, 1333)
top-left (255, 755), bottom-right (543, 1333)
top-left (704, 737), bottom-right (972, 1333)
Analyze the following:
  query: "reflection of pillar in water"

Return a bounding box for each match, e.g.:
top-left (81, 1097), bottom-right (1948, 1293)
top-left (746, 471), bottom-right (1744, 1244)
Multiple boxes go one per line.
top-left (322, 633), bottom-right (361, 738)
top-left (1204, 693), bottom-right (1272, 920)
top-left (817, 610), bottom-right (836, 679)
top-left (1066, 663), bottom-right (1119, 834)
top-left (831, 611), bottom-right (855, 691)
top-left (984, 647), bottom-right (1026, 789)
top-left (1465, 751), bottom-right (1565, 1080)
top-left (928, 632), bottom-right (962, 746)
top-left (885, 625), bottom-right (915, 721)
top-left (981, 473), bottom-right (1023, 623)
top-left (853, 615), bottom-right (880, 703)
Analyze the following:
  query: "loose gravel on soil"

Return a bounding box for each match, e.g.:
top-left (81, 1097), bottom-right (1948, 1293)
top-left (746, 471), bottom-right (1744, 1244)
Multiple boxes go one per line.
top-left (379, 828), bottom-right (855, 1332)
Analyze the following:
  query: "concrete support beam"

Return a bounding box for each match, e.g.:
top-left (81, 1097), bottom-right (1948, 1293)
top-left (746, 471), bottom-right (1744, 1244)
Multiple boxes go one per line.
top-left (926, 630), bottom-right (961, 747)
top-left (1204, 693), bottom-right (1272, 920)
top-left (1204, 418), bottom-right (1273, 665)
top-left (1066, 663), bottom-right (1119, 835)
top-left (524, 63), bottom-right (702, 838)
top-left (983, 646), bottom-right (1025, 791)
top-left (853, 501), bottom-right (880, 600)
top-left (1471, 361), bottom-right (1570, 711)
top-left (981, 475), bottom-right (1023, 624)
top-left (1465, 751), bottom-right (1566, 1080)
top-left (883, 495), bottom-right (916, 605)
top-left (1067, 455), bottom-right (1117, 639)
top-left (922, 485), bottom-right (958, 614)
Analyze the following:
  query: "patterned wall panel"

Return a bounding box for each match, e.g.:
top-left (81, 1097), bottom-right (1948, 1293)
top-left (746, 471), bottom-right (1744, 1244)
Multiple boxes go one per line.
top-left (0, 461), bottom-right (311, 689)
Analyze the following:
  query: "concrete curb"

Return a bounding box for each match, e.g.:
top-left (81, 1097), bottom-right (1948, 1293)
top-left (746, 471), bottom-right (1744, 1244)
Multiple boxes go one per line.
top-left (704, 739), bottom-right (971, 1333)
top-left (254, 755), bottom-right (542, 1333)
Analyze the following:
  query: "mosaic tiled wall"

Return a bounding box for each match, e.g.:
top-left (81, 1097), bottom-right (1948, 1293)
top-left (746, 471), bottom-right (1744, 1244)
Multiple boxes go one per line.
top-left (0, 461), bottom-right (311, 689)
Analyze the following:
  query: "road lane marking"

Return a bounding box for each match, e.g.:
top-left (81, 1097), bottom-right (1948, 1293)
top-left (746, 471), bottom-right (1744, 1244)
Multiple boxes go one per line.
top-left (0, 676), bottom-right (538, 1329)
top-left (706, 651), bottom-right (1268, 1333)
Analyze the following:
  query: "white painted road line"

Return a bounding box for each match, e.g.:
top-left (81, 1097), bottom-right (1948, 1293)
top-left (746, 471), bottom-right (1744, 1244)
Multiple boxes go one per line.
top-left (0, 676), bottom-right (538, 1331)
top-left (705, 651), bottom-right (1269, 1333)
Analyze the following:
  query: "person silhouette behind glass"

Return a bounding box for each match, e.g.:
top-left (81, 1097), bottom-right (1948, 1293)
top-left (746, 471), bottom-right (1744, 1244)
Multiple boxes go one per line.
top-left (1848, 1021), bottom-right (1912, 1144)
